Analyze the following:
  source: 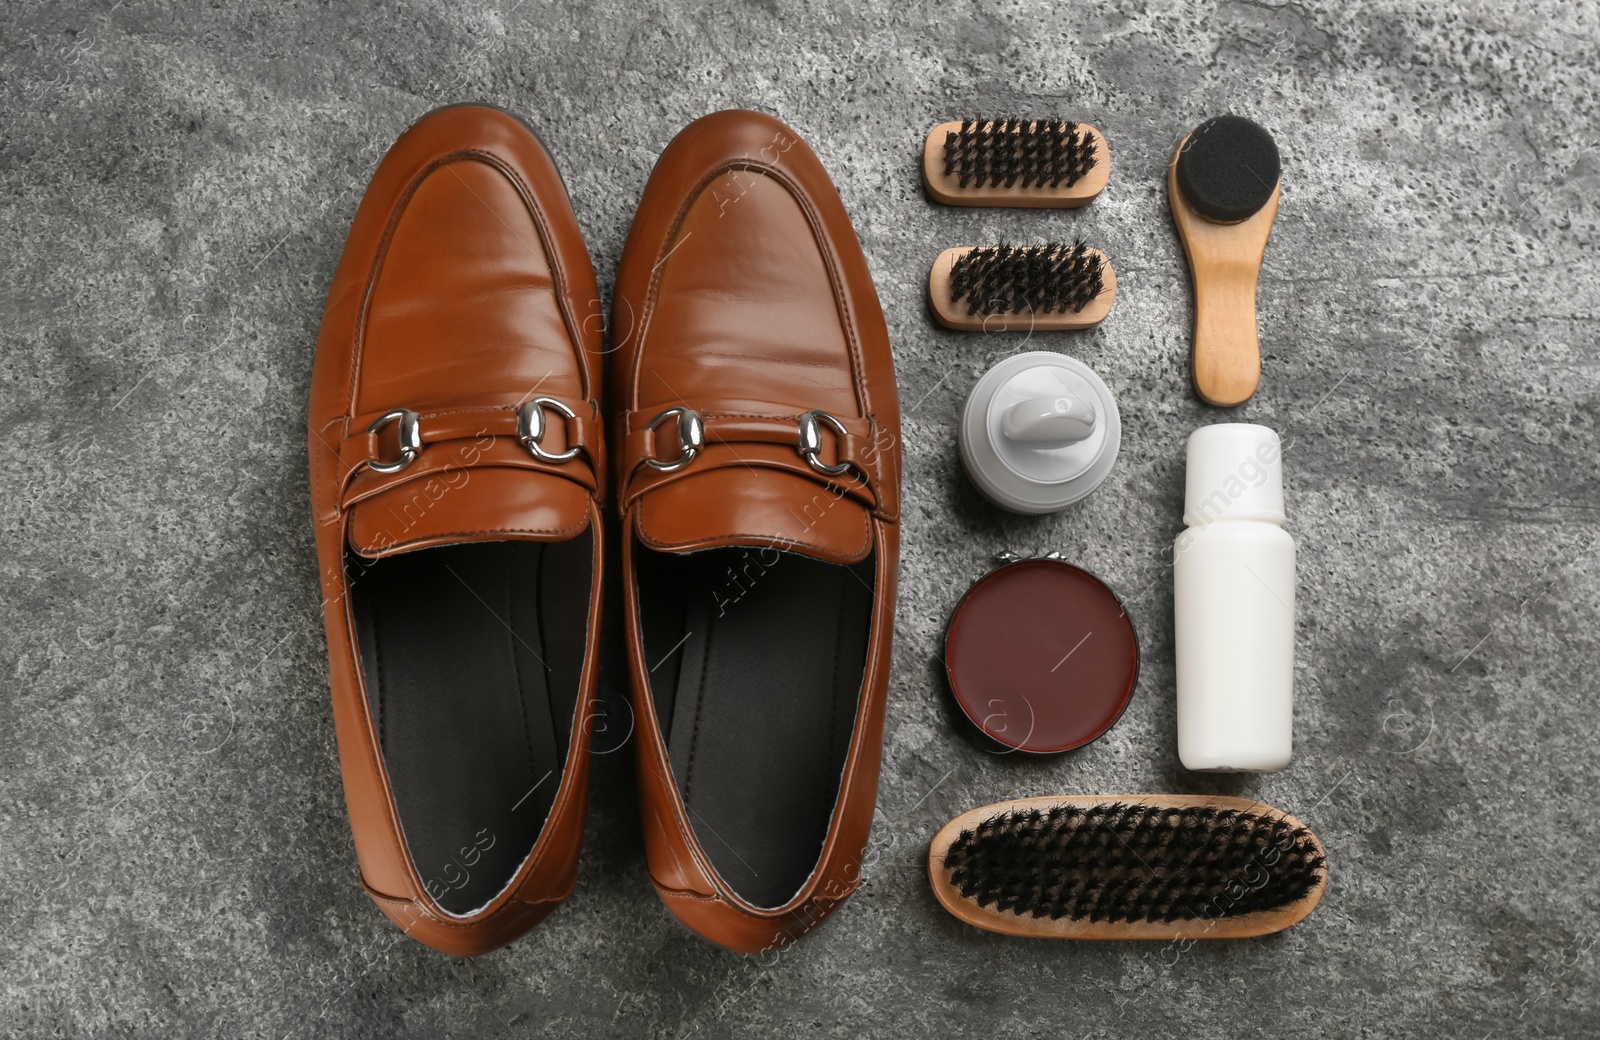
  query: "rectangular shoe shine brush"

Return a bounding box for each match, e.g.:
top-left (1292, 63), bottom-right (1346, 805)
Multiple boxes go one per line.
top-left (929, 241), bottom-right (1116, 331)
top-left (929, 795), bottom-right (1328, 940)
top-left (923, 119), bottom-right (1109, 207)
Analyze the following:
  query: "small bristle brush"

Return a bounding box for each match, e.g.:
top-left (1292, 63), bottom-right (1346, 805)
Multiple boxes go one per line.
top-left (1168, 114), bottom-right (1282, 407)
top-left (928, 241), bottom-right (1116, 331)
top-left (928, 795), bottom-right (1327, 940)
top-left (923, 119), bottom-right (1110, 207)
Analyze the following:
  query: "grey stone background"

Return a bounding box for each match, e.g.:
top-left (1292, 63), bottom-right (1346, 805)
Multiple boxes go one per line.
top-left (3, 0), bottom-right (1597, 1036)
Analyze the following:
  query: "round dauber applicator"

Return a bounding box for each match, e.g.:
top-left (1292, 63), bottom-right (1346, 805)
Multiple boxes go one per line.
top-left (1168, 115), bottom-right (1282, 408)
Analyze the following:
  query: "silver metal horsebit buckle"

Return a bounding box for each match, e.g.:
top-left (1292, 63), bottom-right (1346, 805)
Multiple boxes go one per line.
top-left (643, 406), bottom-right (706, 472)
top-left (366, 399), bottom-right (588, 474)
top-left (517, 397), bottom-right (585, 463)
top-left (797, 409), bottom-right (854, 477)
top-left (637, 406), bottom-right (857, 477)
top-left (366, 409), bottom-right (423, 474)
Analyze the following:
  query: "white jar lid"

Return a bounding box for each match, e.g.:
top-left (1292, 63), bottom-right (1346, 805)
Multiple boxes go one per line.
top-left (959, 352), bottom-right (1121, 514)
top-left (1183, 423), bottom-right (1285, 526)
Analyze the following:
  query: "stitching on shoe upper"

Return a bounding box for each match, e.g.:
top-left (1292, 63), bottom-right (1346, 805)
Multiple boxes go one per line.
top-left (633, 510), bottom-right (872, 561)
top-left (354, 517), bottom-right (591, 556)
top-left (630, 156), bottom-right (870, 423)
top-left (346, 144), bottom-right (588, 423)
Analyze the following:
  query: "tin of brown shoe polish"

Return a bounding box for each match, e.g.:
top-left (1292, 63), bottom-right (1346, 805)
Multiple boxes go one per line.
top-left (943, 552), bottom-right (1138, 754)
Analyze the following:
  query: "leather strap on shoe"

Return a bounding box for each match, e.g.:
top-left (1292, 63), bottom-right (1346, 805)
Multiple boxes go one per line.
top-left (617, 401), bottom-right (896, 519)
top-left (334, 395), bottom-right (603, 510)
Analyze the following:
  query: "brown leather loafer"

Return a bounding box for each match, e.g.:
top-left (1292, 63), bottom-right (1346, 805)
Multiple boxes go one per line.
top-left (611, 110), bottom-right (901, 953)
top-left (307, 105), bottom-right (605, 956)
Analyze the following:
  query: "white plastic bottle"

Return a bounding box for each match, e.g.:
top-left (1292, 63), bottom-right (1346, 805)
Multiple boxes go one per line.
top-left (1174, 424), bottom-right (1296, 772)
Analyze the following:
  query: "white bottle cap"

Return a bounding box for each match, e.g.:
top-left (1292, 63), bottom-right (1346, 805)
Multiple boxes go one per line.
top-left (1183, 423), bottom-right (1285, 527)
top-left (959, 352), bottom-right (1120, 514)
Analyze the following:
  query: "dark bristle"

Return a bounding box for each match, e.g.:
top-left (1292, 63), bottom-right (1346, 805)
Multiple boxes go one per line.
top-left (946, 241), bottom-right (1105, 317)
top-left (942, 118), bottom-right (1098, 190)
top-left (942, 802), bottom-right (1326, 925)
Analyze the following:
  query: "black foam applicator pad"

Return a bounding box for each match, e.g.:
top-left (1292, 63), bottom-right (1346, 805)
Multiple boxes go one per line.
top-left (1175, 115), bottom-right (1281, 223)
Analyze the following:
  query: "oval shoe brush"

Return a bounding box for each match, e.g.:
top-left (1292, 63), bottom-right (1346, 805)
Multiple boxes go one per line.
top-left (1168, 115), bottom-right (1281, 407)
top-left (924, 119), bottom-right (1110, 207)
top-left (929, 241), bottom-right (1117, 331)
top-left (928, 794), bottom-right (1327, 940)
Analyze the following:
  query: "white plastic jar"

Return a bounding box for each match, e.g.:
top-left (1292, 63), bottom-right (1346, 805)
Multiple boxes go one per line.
top-left (958, 352), bottom-right (1121, 514)
top-left (1174, 423), bottom-right (1296, 772)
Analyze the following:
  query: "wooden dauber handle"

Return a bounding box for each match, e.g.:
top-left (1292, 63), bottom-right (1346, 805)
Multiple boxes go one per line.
top-left (1168, 135), bottom-right (1280, 407)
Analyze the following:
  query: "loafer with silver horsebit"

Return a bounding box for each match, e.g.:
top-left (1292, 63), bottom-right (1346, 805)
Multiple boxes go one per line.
top-left (307, 104), bottom-right (605, 956)
top-left (612, 110), bottom-right (902, 953)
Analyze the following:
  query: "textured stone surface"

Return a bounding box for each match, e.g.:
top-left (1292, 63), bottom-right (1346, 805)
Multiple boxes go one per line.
top-left (3, 0), bottom-right (1599, 1036)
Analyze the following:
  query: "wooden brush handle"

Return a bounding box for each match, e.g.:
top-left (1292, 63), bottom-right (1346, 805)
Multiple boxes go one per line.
top-left (1168, 141), bottom-right (1280, 408)
top-left (1191, 251), bottom-right (1266, 407)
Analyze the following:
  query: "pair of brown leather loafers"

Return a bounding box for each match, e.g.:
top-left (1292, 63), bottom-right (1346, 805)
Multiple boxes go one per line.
top-left (307, 105), bottom-right (899, 957)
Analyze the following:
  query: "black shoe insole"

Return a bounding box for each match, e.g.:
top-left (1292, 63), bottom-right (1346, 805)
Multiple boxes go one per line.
top-left (349, 537), bottom-right (590, 915)
top-left (639, 546), bottom-right (874, 909)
